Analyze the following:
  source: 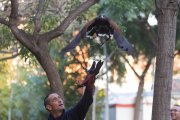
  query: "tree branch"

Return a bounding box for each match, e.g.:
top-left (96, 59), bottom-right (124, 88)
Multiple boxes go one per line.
top-left (141, 56), bottom-right (153, 79)
top-left (9, 0), bottom-right (35, 51)
top-left (0, 49), bottom-right (18, 54)
top-left (10, 27), bottom-right (35, 51)
top-left (9, 0), bottom-right (19, 23)
top-left (0, 18), bottom-right (10, 26)
top-left (0, 53), bottom-right (20, 61)
top-left (120, 52), bottom-right (141, 79)
top-left (120, 51), bottom-right (153, 80)
top-left (70, 52), bottom-right (88, 73)
top-left (42, 0), bottom-right (99, 42)
top-left (34, 0), bottom-right (44, 34)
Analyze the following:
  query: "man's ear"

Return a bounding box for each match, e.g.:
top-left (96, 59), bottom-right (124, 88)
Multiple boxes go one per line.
top-left (46, 105), bottom-right (52, 111)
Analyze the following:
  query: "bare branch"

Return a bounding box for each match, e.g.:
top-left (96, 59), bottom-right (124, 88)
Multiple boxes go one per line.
top-left (0, 53), bottom-right (20, 61)
top-left (96, 62), bottom-right (113, 79)
top-left (42, 0), bottom-right (99, 42)
top-left (141, 56), bottom-right (153, 78)
top-left (34, 0), bottom-right (44, 34)
top-left (120, 50), bottom-right (154, 80)
top-left (9, 1), bottom-right (34, 51)
top-left (120, 52), bottom-right (141, 79)
top-left (10, 27), bottom-right (35, 51)
top-left (70, 52), bottom-right (88, 73)
top-left (106, 50), bottom-right (115, 62)
top-left (0, 18), bottom-right (10, 26)
top-left (57, 0), bottom-right (67, 15)
top-left (9, 0), bottom-right (19, 23)
top-left (0, 49), bottom-right (18, 54)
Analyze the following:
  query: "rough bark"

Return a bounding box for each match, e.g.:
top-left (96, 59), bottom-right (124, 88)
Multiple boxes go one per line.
top-left (152, 0), bottom-right (179, 120)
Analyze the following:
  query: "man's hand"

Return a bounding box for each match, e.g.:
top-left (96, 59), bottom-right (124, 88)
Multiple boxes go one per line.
top-left (76, 60), bottom-right (103, 89)
top-left (88, 60), bottom-right (103, 75)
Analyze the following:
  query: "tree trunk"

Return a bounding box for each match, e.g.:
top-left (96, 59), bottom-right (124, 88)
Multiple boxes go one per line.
top-left (134, 78), bottom-right (144, 120)
top-left (152, 0), bottom-right (179, 120)
top-left (34, 41), bottom-right (64, 98)
top-left (133, 57), bottom-right (153, 120)
top-left (122, 54), bottom-right (153, 120)
top-left (9, 26), bottom-right (64, 97)
top-left (4, 0), bottom-right (99, 100)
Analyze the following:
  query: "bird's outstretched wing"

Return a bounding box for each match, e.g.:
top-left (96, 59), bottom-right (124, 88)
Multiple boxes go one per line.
top-left (113, 31), bottom-right (135, 56)
top-left (60, 30), bottom-right (85, 55)
top-left (60, 18), bottom-right (96, 55)
top-left (109, 19), bottom-right (135, 57)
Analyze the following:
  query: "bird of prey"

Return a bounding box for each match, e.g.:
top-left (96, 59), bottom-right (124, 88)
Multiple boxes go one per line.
top-left (60, 15), bottom-right (135, 56)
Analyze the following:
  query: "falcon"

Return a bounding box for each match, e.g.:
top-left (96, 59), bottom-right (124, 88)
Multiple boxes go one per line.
top-left (60, 15), bottom-right (135, 56)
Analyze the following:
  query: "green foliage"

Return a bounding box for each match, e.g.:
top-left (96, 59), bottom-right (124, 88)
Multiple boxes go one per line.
top-left (65, 0), bottom-right (81, 11)
top-left (80, 89), bottom-right (105, 120)
top-left (63, 79), bottom-right (81, 109)
top-left (77, 4), bottom-right (101, 23)
top-left (125, 21), bottom-right (157, 55)
top-left (0, 0), bottom-right (168, 119)
top-left (0, 90), bottom-right (11, 120)
top-left (19, 45), bottom-right (38, 65)
top-left (40, 16), bottom-right (62, 32)
top-left (0, 58), bottom-right (49, 119)
top-left (99, 0), bottom-right (156, 57)
top-left (0, 60), bottom-right (13, 119)
top-left (0, 25), bottom-right (16, 50)
top-left (99, 0), bottom-right (154, 20)
top-left (10, 65), bottom-right (49, 120)
top-left (175, 14), bottom-right (180, 50)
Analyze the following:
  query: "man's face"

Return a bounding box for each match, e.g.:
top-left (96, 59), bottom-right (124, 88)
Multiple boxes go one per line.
top-left (47, 93), bottom-right (64, 112)
top-left (171, 106), bottom-right (180, 120)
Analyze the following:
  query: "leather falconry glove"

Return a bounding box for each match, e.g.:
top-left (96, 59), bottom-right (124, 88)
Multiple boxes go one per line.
top-left (76, 60), bottom-right (103, 90)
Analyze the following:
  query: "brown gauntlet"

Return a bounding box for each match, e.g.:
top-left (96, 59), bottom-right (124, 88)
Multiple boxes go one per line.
top-left (77, 60), bottom-right (103, 91)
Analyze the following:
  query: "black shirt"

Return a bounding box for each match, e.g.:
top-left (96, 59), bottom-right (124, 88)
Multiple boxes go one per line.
top-left (48, 89), bottom-right (93, 120)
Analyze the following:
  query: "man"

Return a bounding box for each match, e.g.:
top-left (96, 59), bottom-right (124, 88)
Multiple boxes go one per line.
top-left (44, 60), bottom-right (103, 120)
top-left (171, 104), bottom-right (180, 120)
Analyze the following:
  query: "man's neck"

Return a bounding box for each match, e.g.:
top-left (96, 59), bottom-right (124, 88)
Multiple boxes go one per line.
top-left (51, 110), bottom-right (64, 118)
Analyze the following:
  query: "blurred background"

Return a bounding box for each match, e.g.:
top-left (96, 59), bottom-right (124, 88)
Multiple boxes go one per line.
top-left (0, 0), bottom-right (180, 120)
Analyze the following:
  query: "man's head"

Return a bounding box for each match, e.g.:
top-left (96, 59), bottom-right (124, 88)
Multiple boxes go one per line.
top-left (44, 93), bottom-right (64, 113)
top-left (171, 104), bottom-right (180, 120)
